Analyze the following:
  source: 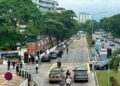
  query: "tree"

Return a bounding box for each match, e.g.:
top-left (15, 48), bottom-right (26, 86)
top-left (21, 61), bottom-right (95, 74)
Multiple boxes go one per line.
top-left (100, 14), bottom-right (120, 38)
top-left (110, 48), bottom-right (120, 73)
top-left (0, 0), bottom-right (42, 50)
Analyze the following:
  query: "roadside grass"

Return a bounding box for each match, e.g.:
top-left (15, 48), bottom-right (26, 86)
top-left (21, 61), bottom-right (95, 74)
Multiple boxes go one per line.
top-left (96, 70), bottom-right (120, 86)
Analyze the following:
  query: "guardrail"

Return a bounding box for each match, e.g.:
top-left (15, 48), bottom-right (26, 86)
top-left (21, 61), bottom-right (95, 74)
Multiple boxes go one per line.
top-left (18, 69), bottom-right (38, 86)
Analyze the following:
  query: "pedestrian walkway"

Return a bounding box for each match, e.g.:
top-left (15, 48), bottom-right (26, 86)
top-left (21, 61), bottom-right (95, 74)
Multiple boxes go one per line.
top-left (0, 73), bottom-right (24, 86)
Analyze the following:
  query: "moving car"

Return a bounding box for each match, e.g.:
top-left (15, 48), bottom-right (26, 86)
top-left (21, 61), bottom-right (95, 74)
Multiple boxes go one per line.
top-left (49, 68), bottom-right (64, 83)
top-left (99, 49), bottom-right (107, 56)
top-left (49, 51), bottom-right (58, 59)
top-left (41, 54), bottom-right (50, 62)
top-left (94, 57), bottom-right (109, 70)
top-left (73, 67), bottom-right (88, 82)
top-left (109, 42), bottom-right (115, 46)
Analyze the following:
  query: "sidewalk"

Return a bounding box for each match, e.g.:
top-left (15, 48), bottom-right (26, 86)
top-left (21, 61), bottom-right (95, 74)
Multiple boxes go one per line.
top-left (0, 73), bottom-right (24, 86)
top-left (0, 64), bottom-right (25, 86)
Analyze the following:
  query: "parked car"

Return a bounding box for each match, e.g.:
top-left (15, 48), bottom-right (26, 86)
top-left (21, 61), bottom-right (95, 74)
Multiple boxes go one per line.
top-left (39, 48), bottom-right (47, 54)
top-left (41, 54), bottom-right (50, 62)
top-left (49, 68), bottom-right (64, 83)
top-left (56, 45), bottom-right (62, 50)
top-left (73, 67), bottom-right (88, 82)
top-left (49, 51), bottom-right (58, 59)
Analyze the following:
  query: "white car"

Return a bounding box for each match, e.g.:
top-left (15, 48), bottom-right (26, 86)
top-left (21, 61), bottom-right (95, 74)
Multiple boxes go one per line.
top-left (99, 49), bottom-right (107, 56)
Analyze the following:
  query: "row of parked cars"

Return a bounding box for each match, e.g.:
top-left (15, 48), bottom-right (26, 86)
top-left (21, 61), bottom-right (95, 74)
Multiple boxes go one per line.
top-left (40, 40), bottom-right (71, 62)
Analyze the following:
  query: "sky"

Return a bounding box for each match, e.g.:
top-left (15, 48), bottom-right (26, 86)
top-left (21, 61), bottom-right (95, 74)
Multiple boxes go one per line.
top-left (56, 0), bottom-right (120, 21)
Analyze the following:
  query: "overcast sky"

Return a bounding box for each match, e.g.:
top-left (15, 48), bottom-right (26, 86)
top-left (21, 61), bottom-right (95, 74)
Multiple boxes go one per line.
top-left (56, 0), bottom-right (120, 21)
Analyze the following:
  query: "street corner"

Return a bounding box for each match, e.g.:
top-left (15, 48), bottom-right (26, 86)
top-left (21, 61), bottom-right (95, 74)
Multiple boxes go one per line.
top-left (0, 73), bottom-right (24, 86)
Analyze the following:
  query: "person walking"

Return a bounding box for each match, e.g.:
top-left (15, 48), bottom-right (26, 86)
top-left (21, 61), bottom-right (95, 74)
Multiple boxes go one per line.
top-left (28, 55), bottom-right (31, 64)
top-left (35, 56), bottom-right (38, 63)
top-left (16, 64), bottom-right (19, 75)
top-left (35, 63), bottom-right (39, 73)
top-left (12, 60), bottom-right (15, 69)
top-left (66, 47), bottom-right (69, 54)
top-left (20, 60), bottom-right (23, 68)
top-left (58, 49), bottom-right (63, 58)
top-left (7, 60), bottom-right (11, 70)
top-left (57, 58), bottom-right (62, 68)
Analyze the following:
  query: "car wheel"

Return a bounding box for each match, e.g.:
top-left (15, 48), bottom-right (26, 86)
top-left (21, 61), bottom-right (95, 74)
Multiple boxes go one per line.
top-left (74, 80), bottom-right (76, 82)
top-left (103, 66), bottom-right (106, 70)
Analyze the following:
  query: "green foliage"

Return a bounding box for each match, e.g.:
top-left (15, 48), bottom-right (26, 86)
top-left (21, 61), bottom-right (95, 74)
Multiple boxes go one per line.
top-left (2, 55), bottom-right (21, 60)
top-left (0, 0), bottom-right (80, 50)
top-left (100, 14), bottom-right (120, 38)
top-left (110, 58), bottom-right (120, 73)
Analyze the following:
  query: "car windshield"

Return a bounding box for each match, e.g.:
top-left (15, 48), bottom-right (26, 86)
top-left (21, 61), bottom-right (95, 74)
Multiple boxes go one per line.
top-left (101, 49), bottom-right (107, 52)
top-left (50, 69), bottom-right (61, 75)
top-left (75, 70), bottom-right (87, 74)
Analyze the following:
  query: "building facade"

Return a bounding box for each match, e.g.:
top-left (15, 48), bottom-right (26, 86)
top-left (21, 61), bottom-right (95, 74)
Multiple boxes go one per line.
top-left (79, 12), bottom-right (92, 23)
top-left (32, 0), bottom-right (58, 12)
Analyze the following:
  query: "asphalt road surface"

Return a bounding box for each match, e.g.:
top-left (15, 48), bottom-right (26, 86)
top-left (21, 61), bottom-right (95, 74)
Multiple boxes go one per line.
top-left (28, 35), bottom-right (96, 86)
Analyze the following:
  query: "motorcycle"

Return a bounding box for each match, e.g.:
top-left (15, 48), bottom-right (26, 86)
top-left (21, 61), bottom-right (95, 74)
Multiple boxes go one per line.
top-left (65, 77), bottom-right (72, 86)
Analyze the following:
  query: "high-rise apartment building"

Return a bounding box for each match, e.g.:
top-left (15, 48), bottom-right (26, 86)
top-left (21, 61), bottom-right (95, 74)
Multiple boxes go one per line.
top-left (32, 0), bottom-right (58, 12)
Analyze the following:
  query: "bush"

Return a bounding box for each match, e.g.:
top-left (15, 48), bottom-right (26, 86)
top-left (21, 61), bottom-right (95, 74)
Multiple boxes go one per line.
top-left (2, 55), bottom-right (21, 60)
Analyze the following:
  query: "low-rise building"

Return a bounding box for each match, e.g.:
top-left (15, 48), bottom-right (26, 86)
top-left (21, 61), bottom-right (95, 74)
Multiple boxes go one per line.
top-left (32, 0), bottom-right (58, 12)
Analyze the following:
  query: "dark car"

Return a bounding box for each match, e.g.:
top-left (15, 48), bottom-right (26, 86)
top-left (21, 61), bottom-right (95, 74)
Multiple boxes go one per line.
top-left (73, 67), bottom-right (88, 82)
top-left (41, 54), bottom-right (51, 62)
top-left (49, 51), bottom-right (58, 59)
top-left (94, 57), bottom-right (109, 70)
top-left (39, 48), bottom-right (47, 54)
top-left (49, 68), bottom-right (64, 83)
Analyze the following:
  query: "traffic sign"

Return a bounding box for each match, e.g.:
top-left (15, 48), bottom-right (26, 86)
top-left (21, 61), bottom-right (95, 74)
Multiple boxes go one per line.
top-left (5, 72), bottom-right (12, 81)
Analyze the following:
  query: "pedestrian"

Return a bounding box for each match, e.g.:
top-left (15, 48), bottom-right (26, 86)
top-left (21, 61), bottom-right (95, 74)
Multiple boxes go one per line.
top-left (35, 63), bottom-right (39, 73)
top-left (7, 60), bottom-right (11, 70)
top-left (16, 64), bottom-right (19, 75)
top-left (31, 54), bottom-right (35, 64)
top-left (35, 56), bottom-right (38, 63)
top-left (57, 58), bottom-right (62, 68)
top-left (28, 55), bottom-right (31, 64)
top-left (12, 60), bottom-right (15, 69)
top-left (58, 50), bottom-right (63, 58)
top-left (66, 47), bottom-right (69, 54)
top-left (20, 60), bottom-right (23, 68)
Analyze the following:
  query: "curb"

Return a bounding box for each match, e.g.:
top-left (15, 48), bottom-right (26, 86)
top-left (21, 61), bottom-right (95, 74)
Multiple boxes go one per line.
top-left (94, 72), bottom-right (99, 86)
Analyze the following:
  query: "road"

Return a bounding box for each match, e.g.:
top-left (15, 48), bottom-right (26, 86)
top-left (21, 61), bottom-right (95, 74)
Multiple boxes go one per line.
top-left (27, 35), bottom-right (96, 86)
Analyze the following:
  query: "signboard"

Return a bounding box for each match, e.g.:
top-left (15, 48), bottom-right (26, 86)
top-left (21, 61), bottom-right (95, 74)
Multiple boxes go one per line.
top-left (27, 42), bottom-right (37, 54)
top-left (5, 72), bottom-right (12, 81)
